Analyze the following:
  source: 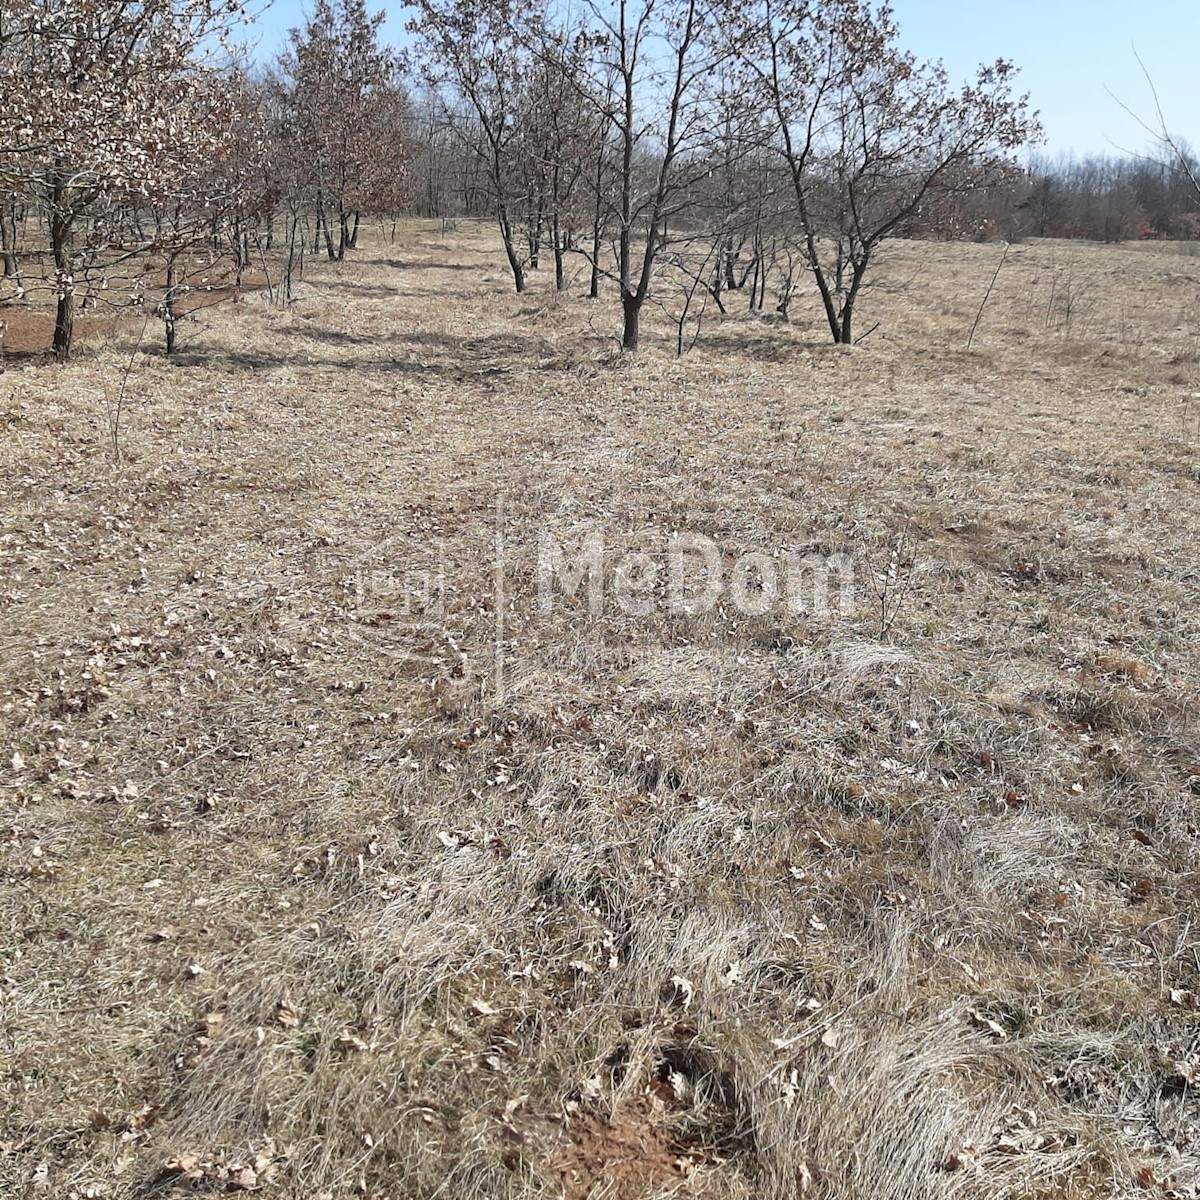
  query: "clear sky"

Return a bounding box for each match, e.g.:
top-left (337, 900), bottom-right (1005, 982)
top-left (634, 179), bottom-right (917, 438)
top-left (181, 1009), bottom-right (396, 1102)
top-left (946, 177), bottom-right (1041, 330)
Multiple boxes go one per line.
top-left (241, 0), bottom-right (1198, 158)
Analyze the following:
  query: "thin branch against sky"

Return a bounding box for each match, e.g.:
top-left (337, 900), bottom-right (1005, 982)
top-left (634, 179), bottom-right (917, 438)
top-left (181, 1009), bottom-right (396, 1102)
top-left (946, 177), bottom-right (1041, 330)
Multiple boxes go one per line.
top-left (243, 0), bottom-right (1196, 156)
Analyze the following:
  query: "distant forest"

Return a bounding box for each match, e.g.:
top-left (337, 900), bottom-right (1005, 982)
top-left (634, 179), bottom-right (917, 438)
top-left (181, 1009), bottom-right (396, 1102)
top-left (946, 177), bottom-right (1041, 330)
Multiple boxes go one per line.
top-left (406, 131), bottom-right (1200, 245)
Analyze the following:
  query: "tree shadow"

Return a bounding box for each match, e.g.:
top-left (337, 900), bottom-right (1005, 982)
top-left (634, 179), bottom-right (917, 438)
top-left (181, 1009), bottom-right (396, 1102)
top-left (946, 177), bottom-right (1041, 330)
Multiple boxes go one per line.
top-left (378, 258), bottom-right (480, 272)
top-left (694, 328), bottom-right (831, 361)
top-left (301, 278), bottom-right (405, 299)
top-left (172, 326), bottom-right (572, 377)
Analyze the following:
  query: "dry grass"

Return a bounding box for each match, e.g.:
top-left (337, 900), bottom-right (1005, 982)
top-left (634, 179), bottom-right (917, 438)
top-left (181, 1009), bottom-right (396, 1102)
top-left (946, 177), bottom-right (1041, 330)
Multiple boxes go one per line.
top-left (2, 223), bottom-right (1199, 1200)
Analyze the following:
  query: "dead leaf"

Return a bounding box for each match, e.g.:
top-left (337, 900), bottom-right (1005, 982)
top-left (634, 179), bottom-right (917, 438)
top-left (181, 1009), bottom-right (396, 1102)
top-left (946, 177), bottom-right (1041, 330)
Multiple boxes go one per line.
top-left (162, 1154), bottom-right (202, 1178)
top-left (1175, 1060), bottom-right (1200, 1085)
top-left (666, 974), bottom-right (694, 1010)
top-left (796, 1160), bottom-right (816, 1192)
top-left (198, 1012), bottom-right (224, 1036)
top-left (336, 1029), bottom-right (370, 1054)
top-left (968, 1009), bottom-right (1007, 1039)
top-left (230, 1165), bottom-right (258, 1190)
top-left (940, 1142), bottom-right (981, 1171)
top-left (275, 1000), bottom-right (300, 1029)
top-left (1130, 877), bottom-right (1154, 902)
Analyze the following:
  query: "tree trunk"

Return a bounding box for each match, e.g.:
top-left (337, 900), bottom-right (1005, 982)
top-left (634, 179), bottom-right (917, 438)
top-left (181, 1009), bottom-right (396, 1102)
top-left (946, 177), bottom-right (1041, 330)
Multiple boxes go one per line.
top-left (53, 290), bottom-right (74, 362)
top-left (811, 258), bottom-right (843, 344)
top-left (589, 240), bottom-right (601, 299)
top-left (497, 204), bottom-right (525, 293)
top-left (50, 194), bottom-right (74, 362)
top-left (527, 198), bottom-right (544, 269)
top-left (621, 291), bottom-right (640, 351)
top-left (348, 211), bottom-right (360, 249)
top-left (284, 213), bottom-right (299, 305)
top-left (316, 201), bottom-right (336, 260)
top-left (0, 201), bottom-right (18, 279)
top-left (836, 258), bottom-right (870, 345)
top-left (552, 213), bottom-right (564, 291)
top-left (336, 207), bottom-right (349, 261)
top-left (164, 256), bottom-right (179, 355)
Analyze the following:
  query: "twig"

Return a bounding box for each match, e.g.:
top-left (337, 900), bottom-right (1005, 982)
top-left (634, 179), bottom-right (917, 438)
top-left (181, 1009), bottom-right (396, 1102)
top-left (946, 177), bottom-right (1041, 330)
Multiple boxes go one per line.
top-left (967, 241), bottom-right (1010, 350)
top-left (106, 308), bottom-right (152, 463)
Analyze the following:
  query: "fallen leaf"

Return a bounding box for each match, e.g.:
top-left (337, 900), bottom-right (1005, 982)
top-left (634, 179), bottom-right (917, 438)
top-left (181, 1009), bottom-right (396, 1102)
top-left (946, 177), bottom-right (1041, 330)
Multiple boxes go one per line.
top-left (797, 1160), bottom-right (816, 1192)
top-left (198, 1012), bottom-right (224, 1036)
top-left (162, 1154), bottom-right (202, 1178)
top-left (940, 1142), bottom-right (981, 1171)
top-left (666, 974), bottom-right (694, 1010)
top-left (275, 1001), bottom-right (300, 1029)
top-left (336, 1029), bottom-right (369, 1054)
top-left (1130, 877), bottom-right (1154, 902)
top-left (968, 1009), bottom-right (1007, 1039)
top-left (230, 1165), bottom-right (258, 1190)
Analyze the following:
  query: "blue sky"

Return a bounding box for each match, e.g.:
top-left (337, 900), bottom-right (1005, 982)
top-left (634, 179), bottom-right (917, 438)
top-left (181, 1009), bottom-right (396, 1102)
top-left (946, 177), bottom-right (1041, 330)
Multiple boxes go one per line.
top-left (241, 0), bottom-right (1198, 157)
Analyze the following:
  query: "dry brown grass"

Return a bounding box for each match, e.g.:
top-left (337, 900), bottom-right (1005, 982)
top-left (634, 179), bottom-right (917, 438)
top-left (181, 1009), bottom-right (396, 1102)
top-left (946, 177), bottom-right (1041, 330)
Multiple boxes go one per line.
top-left (2, 223), bottom-right (1199, 1200)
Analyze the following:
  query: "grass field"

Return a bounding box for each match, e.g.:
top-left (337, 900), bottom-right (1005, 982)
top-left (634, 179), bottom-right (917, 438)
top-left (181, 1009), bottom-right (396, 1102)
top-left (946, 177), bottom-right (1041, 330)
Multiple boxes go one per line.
top-left (2, 223), bottom-right (1199, 1199)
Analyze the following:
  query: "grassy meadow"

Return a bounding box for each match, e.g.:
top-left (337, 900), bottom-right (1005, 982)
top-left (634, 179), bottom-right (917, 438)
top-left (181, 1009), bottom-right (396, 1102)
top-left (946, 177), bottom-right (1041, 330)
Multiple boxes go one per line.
top-left (2, 222), bottom-right (1199, 1199)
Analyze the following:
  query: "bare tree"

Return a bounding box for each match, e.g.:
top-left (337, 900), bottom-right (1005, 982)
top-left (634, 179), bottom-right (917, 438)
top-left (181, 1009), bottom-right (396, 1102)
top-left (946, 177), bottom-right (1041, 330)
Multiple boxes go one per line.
top-left (731, 0), bottom-right (1039, 343)
top-left (516, 31), bottom-right (607, 290)
top-left (0, 0), bottom-right (245, 360)
top-left (144, 72), bottom-right (275, 354)
top-left (570, 0), bottom-right (730, 349)
top-left (408, 0), bottom-right (538, 292)
top-left (280, 0), bottom-right (409, 263)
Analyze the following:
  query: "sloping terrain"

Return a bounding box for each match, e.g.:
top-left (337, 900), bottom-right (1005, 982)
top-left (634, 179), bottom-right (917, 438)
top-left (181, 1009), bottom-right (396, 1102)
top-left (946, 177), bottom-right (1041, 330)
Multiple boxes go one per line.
top-left (2, 226), bottom-right (1199, 1199)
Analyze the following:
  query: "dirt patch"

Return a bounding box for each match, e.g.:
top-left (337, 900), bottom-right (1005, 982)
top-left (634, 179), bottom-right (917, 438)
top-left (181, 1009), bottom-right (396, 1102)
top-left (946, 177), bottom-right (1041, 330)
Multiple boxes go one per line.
top-left (557, 1095), bottom-right (733, 1199)
top-left (0, 305), bottom-right (136, 363)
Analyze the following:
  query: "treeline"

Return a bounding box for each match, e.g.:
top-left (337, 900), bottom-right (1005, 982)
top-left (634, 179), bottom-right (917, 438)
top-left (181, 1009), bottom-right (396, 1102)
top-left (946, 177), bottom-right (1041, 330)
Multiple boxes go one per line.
top-left (405, 130), bottom-right (1200, 247)
top-left (915, 151), bottom-right (1200, 244)
top-left (1015, 153), bottom-right (1200, 242)
top-left (1, 0), bottom-right (1192, 363)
